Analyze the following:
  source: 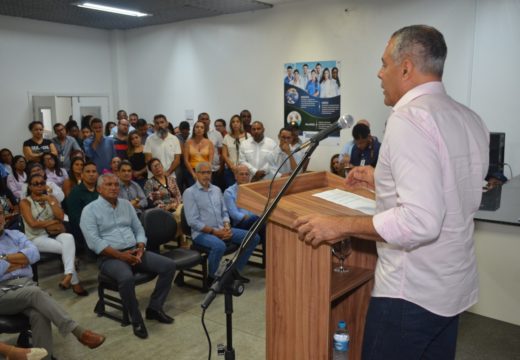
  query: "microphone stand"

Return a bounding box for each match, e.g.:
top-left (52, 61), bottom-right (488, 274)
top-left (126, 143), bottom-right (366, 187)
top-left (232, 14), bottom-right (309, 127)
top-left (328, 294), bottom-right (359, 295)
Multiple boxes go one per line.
top-left (201, 140), bottom-right (321, 360)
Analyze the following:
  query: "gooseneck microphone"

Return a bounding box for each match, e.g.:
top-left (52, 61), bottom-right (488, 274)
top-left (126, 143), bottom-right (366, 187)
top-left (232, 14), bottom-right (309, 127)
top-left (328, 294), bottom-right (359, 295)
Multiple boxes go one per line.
top-left (297, 114), bottom-right (354, 150)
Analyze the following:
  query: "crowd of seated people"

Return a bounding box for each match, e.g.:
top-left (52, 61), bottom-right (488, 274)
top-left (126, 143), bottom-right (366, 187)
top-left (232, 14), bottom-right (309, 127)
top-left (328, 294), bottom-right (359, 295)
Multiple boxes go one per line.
top-left (0, 107), bottom-right (379, 357)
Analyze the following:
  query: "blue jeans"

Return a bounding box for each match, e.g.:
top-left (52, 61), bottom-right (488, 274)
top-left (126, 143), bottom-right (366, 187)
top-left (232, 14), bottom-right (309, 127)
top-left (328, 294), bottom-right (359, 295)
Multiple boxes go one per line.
top-left (234, 214), bottom-right (265, 246)
top-left (362, 297), bottom-right (459, 360)
top-left (193, 227), bottom-right (260, 276)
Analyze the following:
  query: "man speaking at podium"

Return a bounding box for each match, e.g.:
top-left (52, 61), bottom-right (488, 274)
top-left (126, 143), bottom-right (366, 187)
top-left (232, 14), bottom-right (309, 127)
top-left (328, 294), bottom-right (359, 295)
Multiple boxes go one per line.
top-left (293, 25), bottom-right (489, 360)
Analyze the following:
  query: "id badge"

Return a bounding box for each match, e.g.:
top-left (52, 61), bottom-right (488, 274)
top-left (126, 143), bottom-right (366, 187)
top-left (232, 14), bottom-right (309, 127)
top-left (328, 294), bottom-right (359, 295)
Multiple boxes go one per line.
top-left (360, 159), bottom-right (366, 166)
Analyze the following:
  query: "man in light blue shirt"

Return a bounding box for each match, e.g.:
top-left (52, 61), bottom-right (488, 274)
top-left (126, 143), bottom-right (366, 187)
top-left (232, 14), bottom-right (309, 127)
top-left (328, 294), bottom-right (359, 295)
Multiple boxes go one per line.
top-left (223, 164), bottom-right (265, 245)
top-left (80, 173), bottom-right (176, 339)
top-left (183, 162), bottom-right (260, 280)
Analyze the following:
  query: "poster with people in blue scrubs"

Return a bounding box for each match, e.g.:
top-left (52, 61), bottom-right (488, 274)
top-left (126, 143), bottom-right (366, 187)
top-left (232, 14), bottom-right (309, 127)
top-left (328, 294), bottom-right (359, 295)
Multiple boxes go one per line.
top-left (284, 60), bottom-right (341, 142)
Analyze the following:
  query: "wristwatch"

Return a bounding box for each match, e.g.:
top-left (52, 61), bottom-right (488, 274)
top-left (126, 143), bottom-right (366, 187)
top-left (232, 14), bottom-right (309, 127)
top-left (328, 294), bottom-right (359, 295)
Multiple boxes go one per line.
top-left (0, 253), bottom-right (7, 261)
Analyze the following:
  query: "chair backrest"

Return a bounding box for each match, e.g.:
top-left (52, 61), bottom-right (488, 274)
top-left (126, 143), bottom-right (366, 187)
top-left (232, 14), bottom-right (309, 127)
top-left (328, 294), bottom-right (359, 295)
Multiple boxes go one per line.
top-left (142, 208), bottom-right (177, 252)
top-left (180, 207), bottom-right (192, 237)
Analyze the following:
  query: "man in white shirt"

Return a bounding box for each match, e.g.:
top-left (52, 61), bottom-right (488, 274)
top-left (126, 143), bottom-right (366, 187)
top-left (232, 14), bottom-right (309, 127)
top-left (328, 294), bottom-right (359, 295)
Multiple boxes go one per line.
top-left (198, 112), bottom-right (225, 191)
top-left (239, 121), bottom-right (277, 182)
top-left (144, 114), bottom-right (182, 177)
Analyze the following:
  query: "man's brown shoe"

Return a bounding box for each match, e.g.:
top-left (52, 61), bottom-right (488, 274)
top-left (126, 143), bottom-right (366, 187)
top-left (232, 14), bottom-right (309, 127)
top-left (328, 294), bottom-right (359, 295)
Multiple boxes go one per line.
top-left (78, 330), bottom-right (106, 349)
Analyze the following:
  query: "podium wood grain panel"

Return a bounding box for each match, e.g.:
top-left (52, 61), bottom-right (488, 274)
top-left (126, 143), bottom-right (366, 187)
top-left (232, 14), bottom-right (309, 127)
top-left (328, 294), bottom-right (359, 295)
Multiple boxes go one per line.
top-left (238, 172), bottom-right (378, 360)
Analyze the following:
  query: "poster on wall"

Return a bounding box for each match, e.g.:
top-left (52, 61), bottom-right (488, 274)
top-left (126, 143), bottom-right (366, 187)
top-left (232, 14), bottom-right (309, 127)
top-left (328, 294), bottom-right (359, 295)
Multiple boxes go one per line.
top-left (283, 60), bottom-right (341, 145)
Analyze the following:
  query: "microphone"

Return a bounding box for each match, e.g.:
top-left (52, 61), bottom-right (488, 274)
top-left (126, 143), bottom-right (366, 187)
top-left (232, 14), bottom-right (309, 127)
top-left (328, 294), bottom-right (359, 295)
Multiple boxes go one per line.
top-left (297, 114), bottom-right (354, 150)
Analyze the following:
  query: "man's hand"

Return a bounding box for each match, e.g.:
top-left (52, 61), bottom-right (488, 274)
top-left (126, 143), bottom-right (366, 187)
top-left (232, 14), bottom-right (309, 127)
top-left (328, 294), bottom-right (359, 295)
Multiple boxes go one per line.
top-left (133, 248), bottom-right (144, 262)
top-left (252, 170), bottom-right (266, 181)
top-left (213, 228), bottom-right (232, 240)
top-left (118, 250), bottom-right (141, 266)
top-left (292, 214), bottom-right (348, 247)
top-left (280, 142), bottom-right (291, 155)
top-left (6, 263), bottom-right (24, 273)
top-left (345, 166), bottom-right (375, 191)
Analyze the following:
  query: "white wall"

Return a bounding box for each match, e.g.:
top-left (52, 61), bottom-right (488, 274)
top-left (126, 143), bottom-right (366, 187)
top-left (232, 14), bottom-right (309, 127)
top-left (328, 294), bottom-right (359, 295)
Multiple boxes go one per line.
top-left (470, 0), bottom-right (520, 178)
top-left (122, 0), bottom-right (479, 171)
top-left (0, 15), bottom-right (114, 155)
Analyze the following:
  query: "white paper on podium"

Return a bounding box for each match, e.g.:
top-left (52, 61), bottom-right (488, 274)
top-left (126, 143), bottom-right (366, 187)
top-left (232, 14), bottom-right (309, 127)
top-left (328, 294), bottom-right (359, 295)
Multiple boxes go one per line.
top-left (313, 189), bottom-right (376, 215)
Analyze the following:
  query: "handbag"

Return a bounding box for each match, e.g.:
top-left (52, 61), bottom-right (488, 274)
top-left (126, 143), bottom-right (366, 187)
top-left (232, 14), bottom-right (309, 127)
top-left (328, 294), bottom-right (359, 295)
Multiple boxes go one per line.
top-left (46, 221), bottom-right (66, 236)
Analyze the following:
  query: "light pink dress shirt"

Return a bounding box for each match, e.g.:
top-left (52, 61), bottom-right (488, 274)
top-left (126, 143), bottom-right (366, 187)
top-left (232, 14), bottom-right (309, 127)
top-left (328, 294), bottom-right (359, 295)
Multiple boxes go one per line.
top-left (372, 82), bottom-right (489, 316)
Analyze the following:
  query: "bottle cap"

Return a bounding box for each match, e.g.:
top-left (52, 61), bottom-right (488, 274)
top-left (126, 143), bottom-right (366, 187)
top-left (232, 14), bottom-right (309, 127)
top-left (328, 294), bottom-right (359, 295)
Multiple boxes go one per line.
top-left (338, 320), bottom-right (346, 329)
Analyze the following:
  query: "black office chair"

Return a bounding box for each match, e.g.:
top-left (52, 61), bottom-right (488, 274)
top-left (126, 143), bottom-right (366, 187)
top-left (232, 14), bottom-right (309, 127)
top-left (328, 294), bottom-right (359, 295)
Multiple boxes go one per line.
top-left (142, 208), bottom-right (208, 292)
top-left (0, 315), bottom-right (31, 348)
top-left (94, 270), bottom-right (157, 326)
top-left (180, 207), bottom-right (239, 290)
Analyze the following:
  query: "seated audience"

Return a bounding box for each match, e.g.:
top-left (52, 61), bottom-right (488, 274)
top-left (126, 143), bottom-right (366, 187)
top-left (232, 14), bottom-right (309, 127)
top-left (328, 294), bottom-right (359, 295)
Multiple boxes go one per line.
top-left (239, 121), bottom-right (277, 182)
top-left (0, 207), bottom-right (105, 358)
top-left (19, 174), bottom-right (87, 296)
top-left (127, 130), bottom-right (147, 188)
top-left (23, 121), bottom-right (58, 163)
top-left (265, 127), bottom-right (301, 179)
top-left (118, 160), bottom-right (148, 217)
top-left (83, 118), bottom-right (116, 174)
top-left (21, 163), bottom-right (64, 203)
top-left (51, 122), bottom-right (81, 171)
top-left (144, 114), bottom-right (182, 180)
top-left (6, 155), bottom-right (27, 200)
top-left (183, 162), bottom-right (260, 280)
top-left (62, 157), bottom-right (84, 197)
top-left (80, 174), bottom-right (177, 339)
top-left (65, 161), bottom-right (99, 254)
top-left (0, 148), bottom-right (13, 175)
top-left (222, 114), bottom-right (248, 188)
top-left (223, 164), bottom-right (265, 243)
top-left (349, 123), bottom-right (381, 167)
top-left (143, 158), bottom-right (183, 242)
top-left (42, 153), bottom-right (68, 188)
top-left (184, 121), bottom-right (214, 187)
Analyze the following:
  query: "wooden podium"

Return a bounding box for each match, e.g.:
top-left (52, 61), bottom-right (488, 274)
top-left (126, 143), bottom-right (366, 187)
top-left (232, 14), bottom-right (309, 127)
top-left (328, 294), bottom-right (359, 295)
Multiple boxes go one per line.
top-left (237, 171), bottom-right (377, 360)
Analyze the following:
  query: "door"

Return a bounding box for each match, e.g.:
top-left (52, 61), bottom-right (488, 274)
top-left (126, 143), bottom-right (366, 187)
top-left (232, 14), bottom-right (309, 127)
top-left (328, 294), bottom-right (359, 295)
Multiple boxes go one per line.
top-left (71, 96), bottom-right (110, 126)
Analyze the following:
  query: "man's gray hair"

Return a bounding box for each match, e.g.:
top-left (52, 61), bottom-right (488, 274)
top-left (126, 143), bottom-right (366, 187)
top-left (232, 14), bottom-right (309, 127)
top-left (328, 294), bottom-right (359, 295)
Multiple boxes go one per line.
top-left (195, 162), bottom-right (211, 173)
top-left (391, 25), bottom-right (447, 77)
top-left (97, 173), bottom-right (118, 188)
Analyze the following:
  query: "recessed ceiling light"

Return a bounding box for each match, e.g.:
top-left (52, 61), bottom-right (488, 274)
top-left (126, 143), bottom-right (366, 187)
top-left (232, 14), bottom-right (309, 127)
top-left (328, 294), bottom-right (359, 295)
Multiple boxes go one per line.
top-left (76, 2), bottom-right (151, 17)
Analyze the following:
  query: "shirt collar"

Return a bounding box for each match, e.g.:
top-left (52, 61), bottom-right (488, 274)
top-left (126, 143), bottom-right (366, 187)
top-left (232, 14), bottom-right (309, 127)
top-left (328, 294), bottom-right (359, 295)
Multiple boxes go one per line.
top-left (392, 81), bottom-right (446, 111)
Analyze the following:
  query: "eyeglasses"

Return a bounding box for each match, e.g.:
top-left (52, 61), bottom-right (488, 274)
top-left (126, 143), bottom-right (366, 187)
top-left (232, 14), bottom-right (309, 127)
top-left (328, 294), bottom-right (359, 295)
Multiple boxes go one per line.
top-left (197, 171), bottom-right (211, 175)
top-left (30, 181), bottom-right (46, 187)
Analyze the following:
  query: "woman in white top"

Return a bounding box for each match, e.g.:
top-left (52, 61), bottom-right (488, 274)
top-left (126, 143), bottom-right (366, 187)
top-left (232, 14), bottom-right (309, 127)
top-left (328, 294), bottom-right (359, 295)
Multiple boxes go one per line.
top-left (222, 114), bottom-right (249, 188)
top-left (319, 67), bottom-right (339, 98)
top-left (20, 173), bottom-right (87, 296)
top-left (6, 155), bottom-right (27, 200)
top-left (42, 153), bottom-right (68, 188)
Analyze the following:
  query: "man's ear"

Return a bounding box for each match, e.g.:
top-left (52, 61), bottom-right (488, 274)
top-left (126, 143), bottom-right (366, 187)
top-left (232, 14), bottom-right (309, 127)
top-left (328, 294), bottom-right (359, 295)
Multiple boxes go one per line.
top-left (401, 59), bottom-right (413, 78)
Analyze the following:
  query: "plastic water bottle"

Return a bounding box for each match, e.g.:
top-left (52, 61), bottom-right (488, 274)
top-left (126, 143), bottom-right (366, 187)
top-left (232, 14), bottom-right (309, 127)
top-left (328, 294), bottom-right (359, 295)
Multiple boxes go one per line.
top-left (333, 320), bottom-right (349, 360)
